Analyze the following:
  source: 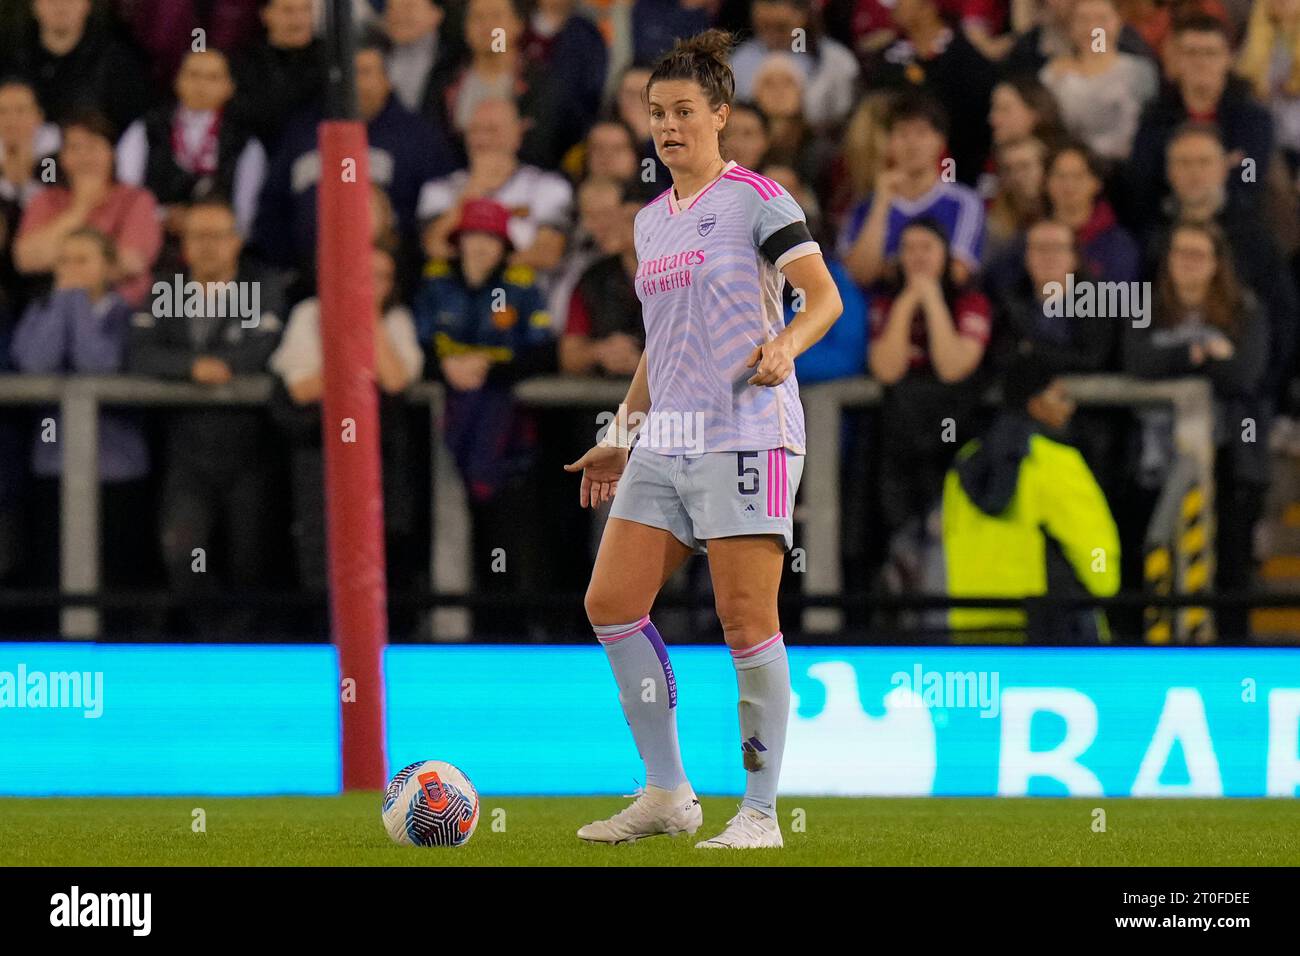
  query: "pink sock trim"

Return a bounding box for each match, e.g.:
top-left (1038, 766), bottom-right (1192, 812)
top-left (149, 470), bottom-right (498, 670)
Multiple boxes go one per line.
top-left (595, 614), bottom-right (650, 644)
top-left (731, 632), bottom-right (783, 659)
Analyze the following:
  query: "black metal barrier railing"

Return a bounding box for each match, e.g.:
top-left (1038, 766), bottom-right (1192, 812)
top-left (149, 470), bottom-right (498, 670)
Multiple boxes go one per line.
top-left (0, 372), bottom-right (1234, 642)
top-left (2, 587), bottom-right (1297, 644)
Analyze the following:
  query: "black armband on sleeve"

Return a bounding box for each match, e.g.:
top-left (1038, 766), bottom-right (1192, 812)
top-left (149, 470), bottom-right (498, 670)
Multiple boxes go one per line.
top-left (761, 220), bottom-right (815, 265)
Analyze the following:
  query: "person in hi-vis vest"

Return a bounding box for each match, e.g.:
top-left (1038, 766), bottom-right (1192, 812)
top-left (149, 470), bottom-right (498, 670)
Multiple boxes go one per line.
top-left (942, 354), bottom-right (1120, 643)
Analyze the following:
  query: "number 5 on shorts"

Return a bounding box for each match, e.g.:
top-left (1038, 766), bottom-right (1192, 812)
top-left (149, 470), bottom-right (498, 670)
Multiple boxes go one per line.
top-left (736, 451), bottom-right (760, 496)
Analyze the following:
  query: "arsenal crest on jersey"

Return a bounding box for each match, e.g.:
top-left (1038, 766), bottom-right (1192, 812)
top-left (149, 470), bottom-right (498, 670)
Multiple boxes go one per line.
top-left (698, 213), bottom-right (717, 237)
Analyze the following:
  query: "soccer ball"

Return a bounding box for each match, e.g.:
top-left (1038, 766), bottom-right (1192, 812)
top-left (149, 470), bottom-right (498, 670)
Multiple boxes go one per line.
top-left (382, 760), bottom-right (480, 847)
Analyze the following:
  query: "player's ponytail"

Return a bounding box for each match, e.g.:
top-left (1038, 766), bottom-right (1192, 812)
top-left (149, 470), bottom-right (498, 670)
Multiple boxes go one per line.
top-left (647, 29), bottom-right (737, 110)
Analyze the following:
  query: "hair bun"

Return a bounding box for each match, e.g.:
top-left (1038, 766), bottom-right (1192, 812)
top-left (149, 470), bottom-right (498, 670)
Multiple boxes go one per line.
top-left (678, 28), bottom-right (736, 62)
top-left (647, 29), bottom-right (737, 109)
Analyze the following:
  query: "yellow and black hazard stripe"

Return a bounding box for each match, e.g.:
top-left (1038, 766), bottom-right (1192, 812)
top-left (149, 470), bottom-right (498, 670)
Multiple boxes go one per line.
top-left (1144, 543), bottom-right (1173, 644)
top-left (1178, 484), bottom-right (1214, 643)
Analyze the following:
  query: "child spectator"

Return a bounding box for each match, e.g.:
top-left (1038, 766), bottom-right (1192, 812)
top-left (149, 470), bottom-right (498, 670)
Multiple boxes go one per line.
top-left (10, 227), bottom-right (147, 481)
top-left (415, 197), bottom-right (556, 638)
top-left (9, 227), bottom-right (152, 628)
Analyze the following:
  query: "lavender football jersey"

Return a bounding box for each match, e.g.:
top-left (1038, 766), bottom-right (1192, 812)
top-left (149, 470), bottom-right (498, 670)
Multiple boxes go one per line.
top-left (632, 161), bottom-right (820, 456)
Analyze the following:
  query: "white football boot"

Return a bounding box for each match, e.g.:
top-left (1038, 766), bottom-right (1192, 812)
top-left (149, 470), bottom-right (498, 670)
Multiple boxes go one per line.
top-left (694, 805), bottom-right (783, 849)
top-left (577, 781), bottom-right (703, 844)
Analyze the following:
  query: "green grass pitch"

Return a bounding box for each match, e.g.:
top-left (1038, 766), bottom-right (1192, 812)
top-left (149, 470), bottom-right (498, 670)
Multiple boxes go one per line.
top-left (3, 796), bottom-right (1298, 866)
top-left (7, 790), bottom-right (1300, 868)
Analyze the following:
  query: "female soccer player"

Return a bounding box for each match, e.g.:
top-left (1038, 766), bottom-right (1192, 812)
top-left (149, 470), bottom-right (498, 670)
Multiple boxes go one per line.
top-left (565, 30), bottom-right (843, 849)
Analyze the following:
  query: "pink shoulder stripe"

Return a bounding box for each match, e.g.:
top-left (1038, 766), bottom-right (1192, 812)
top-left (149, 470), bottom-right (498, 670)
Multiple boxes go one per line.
top-left (723, 170), bottom-right (779, 200)
top-left (733, 165), bottom-right (783, 195)
top-left (646, 188), bottom-right (671, 207)
top-left (722, 172), bottom-right (774, 199)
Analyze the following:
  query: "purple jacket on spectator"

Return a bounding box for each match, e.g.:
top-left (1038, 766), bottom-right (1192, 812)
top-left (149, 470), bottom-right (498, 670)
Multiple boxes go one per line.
top-left (9, 289), bottom-right (149, 481)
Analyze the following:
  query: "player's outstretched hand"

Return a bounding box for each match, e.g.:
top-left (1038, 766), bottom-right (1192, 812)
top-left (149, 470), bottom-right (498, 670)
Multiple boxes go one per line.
top-left (746, 337), bottom-right (795, 386)
top-left (564, 445), bottom-right (630, 509)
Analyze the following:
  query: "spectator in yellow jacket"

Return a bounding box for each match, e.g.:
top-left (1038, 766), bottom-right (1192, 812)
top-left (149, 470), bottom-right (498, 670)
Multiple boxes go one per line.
top-left (942, 354), bottom-right (1120, 643)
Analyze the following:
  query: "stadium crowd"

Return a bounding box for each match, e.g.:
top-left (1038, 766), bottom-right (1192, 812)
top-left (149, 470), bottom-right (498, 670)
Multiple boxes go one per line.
top-left (0, 0), bottom-right (1297, 642)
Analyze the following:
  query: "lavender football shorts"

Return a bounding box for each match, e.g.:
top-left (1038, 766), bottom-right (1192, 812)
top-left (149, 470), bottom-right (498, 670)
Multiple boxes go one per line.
top-left (608, 444), bottom-right (804, 552)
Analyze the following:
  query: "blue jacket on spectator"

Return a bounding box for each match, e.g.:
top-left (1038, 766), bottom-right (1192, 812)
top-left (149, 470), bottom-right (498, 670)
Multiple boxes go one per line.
top-left (252, 95), bottom-right (456, 280)
top-left (414, 259), bottom-right (554, 375)
top-left (793, 259), bottom-right (868, 384)
top-left (9, 289), bottom-right (149, 481)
